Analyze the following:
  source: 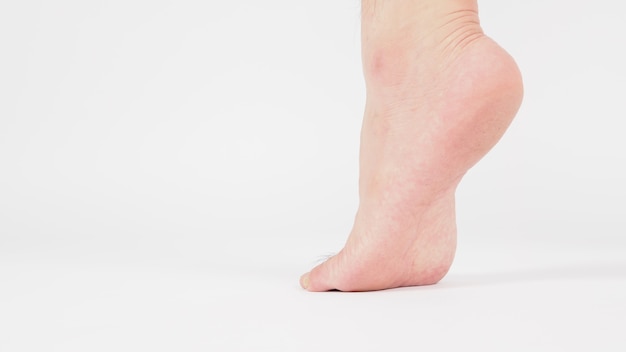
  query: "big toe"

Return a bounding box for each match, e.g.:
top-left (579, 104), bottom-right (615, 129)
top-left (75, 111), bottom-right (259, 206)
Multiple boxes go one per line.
top-left (300, 255), bottom-right (341, 292)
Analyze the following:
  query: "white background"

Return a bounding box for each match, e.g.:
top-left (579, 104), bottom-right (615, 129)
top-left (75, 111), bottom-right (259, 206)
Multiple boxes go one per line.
top-left (1, 0), bottom-right (625, 351)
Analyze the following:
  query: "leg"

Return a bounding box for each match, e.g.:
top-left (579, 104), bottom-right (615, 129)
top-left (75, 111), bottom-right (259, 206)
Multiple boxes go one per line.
top-left (301, 0), bottom-right (523, 291)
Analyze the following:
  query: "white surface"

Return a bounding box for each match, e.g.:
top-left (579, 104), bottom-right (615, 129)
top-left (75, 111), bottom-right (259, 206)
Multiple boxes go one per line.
top-left (1, 1), bottom-right (625, 351)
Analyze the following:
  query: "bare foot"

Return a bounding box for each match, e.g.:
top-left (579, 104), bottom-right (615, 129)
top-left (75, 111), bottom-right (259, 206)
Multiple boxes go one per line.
top-left (300, 1), bottom-right (523, 292)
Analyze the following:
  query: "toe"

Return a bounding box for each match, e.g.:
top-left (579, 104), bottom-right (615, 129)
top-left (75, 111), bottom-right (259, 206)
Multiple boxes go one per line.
top-left (301, 256), bottom-right (339, 292)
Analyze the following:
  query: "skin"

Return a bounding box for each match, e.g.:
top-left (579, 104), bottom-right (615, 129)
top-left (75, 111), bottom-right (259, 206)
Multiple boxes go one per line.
top-left (300, 0), bottom-right (523, 292)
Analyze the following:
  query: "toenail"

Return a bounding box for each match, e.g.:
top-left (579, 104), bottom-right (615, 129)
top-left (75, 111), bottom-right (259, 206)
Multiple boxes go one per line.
top-left (300, 273), bottom-right (310, 290)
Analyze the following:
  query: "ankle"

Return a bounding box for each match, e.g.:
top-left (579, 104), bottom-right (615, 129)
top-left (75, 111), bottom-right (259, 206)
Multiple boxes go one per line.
top-left (361, 3), bottom-right (484, 88)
